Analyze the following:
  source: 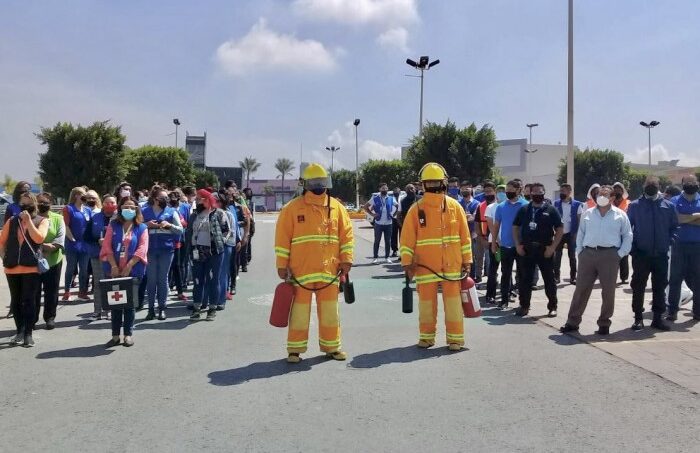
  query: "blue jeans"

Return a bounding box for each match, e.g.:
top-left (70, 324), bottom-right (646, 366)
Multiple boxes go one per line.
top-left (192, 252), bottom-right (224, 310)
top-left (373, 223), bottom-right (392, 259)
top-left (64, 248), bottom-right (89, 293)
top-left (668, 242), bottom-right (700, 316)
top-left (147, 249), bottom-right (174, 311)
top-left (218, 245), bottom-right (234, 306)
top-left (111, 278), bottom-right (139, 336)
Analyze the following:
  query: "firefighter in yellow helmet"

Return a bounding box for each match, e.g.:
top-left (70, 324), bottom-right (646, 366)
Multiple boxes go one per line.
top-left (274, 163), bottom-right (354, 363)
top-left (400, 163), bottom-right (472, 351)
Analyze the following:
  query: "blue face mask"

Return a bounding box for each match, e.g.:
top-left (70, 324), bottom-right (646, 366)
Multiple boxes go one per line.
top-left (121, 208), bottom-right (136, 220)
top-left (496, 192), bottom-right (506, 203)
top-left (447, 187), bottom-right (460, 198)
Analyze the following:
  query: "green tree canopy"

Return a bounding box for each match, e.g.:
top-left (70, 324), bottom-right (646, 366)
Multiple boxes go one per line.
top-left (405, 120), bottom-right (498, 183)
top-left (37, 121), bottom-right (127, 198)
top-left (124, 145), bottom-right (195, 190)
top-left (329, 169), bottom-right (357, 205)
top-left (359, 159), bottom-right (416, 199)
top-left (192, 168), bottom-right (220, 189)
top-left (2, 175), bottom-right (18, 194)
top-left (558, 148), bottom-right (629, 200)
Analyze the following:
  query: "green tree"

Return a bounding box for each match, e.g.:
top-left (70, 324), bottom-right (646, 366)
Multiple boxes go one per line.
top-left (404, 120), bottom-right (498, 182)
top-left (625, 169), bottom-right (672, 199)
top-left (192, 168), bottom-right (220, 189)
top-left (274, 158), bottom-right (295, 203)
top-left (124, 145), bottom-right (195, 190)
top-left (240, 156), bottom-right (262, 187)
top-left (329, 169), bottom-right (357, 205)
top-left (37, 121), bottom-right (128, 197)
top-left (359, 159), bottom-right (416, 199)
top-left (558, 148), bottom-right (629, 200)
top-left (2, 174), bottom-right (18, 194)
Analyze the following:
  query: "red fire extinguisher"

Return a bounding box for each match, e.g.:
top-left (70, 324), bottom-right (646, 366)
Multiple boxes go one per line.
top-left (461, 277), bottom-right (482, 318)
top-left (270, 282), bottom-right (295, 327)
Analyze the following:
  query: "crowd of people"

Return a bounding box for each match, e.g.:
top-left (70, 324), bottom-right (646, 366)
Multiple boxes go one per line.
top-left (0, 180), bottom-right (256, 348)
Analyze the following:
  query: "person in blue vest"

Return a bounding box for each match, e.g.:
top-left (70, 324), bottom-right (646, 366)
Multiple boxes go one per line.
top-left (141, 185), bottom-right (184, 320)
top-left (62, 187), bottom-right (92, 302)
top-left (84, 194), bottom-right (119, 319)
top-left (3, 181), bottom-right (32, 225)
top-left (100, 196), bottom-right (149, 347)
top-left (554, 183), bottom-right (584, 285)
top-left (364, 182), bottom-right (397, 264)
top-left (167, 189), bottom-right (190, 301)
top-left (458, 182), bottom-right (481, 281)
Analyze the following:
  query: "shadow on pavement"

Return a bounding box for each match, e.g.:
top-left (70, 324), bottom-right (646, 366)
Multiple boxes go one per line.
top-left (136, 318), bottom-right (192, 331)
top-left (371, 274), bottom-right (405, 280)
top-left (36, 344), bottom-right (115, 359)
top-left (481, 307), bottom-right (536, 326)
top-left (348, 345), bottom-right (464, 369)
top-left (208, 356), bottom-right (328, 386)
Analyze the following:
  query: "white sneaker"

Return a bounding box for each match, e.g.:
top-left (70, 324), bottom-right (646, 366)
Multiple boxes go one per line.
top-left (385, 257), bottom-right (393, 264)
top-left (372, 258), bottom-right (381, 264)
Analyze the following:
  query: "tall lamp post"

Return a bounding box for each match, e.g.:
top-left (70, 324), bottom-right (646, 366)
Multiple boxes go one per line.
top-left (353, 119), bottom-right (360, 208)
top-left (639, 120), bottom-right (660, 169)
top-left (525, 123), bottom-right (539, 183)
top-left (325, 146), bottom-right (340, 174)
top-left (406, 56), bottom-right (440, 137)
top-left (173, 118), bottom-right (181, 148)
top-left (566, 0), bottom-right (575, 189)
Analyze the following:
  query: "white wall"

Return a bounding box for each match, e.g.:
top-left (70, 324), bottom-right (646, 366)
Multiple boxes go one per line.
top-left (496, 141), bottom-right (567, 199)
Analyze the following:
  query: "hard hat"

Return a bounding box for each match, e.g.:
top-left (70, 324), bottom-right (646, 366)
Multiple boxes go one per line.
top-left (419, 163), bottom-right (447, 182)
top-left (302, 163), bottom-right (328, 180)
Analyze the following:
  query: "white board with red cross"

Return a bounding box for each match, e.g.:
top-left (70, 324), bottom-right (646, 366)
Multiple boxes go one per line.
top-left (99, 277), bottom-right (135, 310)
top-left (107, 289), bottom-right (127, 306)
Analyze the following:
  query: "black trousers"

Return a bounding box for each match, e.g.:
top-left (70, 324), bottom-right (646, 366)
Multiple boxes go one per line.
top-left (499, 247), bottom-right (520, 305)
top-left (631, 252), bottom-right (668, 317)
top-left (391, 218), bottom-right (400, 253)
top-left (554, 232), bottom-right (577, 280)
top-left (619, 255), bottom-right (629, 282)
top-left (518, 244), bottom-right (558, 310)
top-left (169, 247), bottom-right (184, 294)
top-left (7, 273), bottom-right (41, 335)
top-left (34, 261), bottom-right (63, 324)
top-left (229, 244), bottom-right (239, 290)
top-left (246, 236), bottom-right (252, 263)
top-left (486, 245), bottom-right (499, 299)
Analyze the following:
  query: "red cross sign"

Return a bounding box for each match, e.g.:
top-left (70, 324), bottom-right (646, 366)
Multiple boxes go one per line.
top-left (107, 290), bottom-right (126, 306)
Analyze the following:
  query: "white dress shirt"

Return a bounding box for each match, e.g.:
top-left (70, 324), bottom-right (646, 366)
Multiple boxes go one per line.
top-left (575, 206), bottom-right (633, 257)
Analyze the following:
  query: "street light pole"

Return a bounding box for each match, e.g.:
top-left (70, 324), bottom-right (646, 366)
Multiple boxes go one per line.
top-left (354, 119), bottom-right (361, 208)
top-left (173, 118), bottom-right (181, 148)
top-left (525, 123), bottom-right (539, 183)
top-left (639, 120), bottom-right (660, 169)
top-left (325, 146), bottom-right (340, 174)
top-left (566, 0), bottom-right (575, 189)
top-left (406, 56), bottom-right (440, 137)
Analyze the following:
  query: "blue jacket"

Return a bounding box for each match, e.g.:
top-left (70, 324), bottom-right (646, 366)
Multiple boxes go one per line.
top-left (554, 198), bottom-right (583, 235)
top-left (142, 205), bottom-right (178, 251)
top-left (372, 194), bottom-right (395, 221)
top-left (102, 222), bottom-right (147, 278)
top-left (459, 197), bottom-right (480, 234)
top-left (84, 211), bottom-right (115, 258)
top-left (627, 195), bottom-right (678, 256)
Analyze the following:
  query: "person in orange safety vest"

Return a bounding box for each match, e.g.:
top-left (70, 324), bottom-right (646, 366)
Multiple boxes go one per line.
top-left (400, 163), bottom-right (473, 351)
top-left (275, 163), bottom-right (354, 363)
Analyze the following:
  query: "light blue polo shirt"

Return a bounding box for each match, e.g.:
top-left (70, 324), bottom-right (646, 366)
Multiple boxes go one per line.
top-left (495, 198), bottom-right (528, 248)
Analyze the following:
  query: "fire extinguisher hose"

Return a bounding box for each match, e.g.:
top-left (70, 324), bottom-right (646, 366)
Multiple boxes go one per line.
top-left (290, 270), bottom-right (343, 291)
top-left (415, 264), bottom-right (468, 282)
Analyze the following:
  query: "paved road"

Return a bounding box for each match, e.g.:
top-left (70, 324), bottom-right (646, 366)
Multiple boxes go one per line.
top-left (1, 214), bottom-right (698, 453)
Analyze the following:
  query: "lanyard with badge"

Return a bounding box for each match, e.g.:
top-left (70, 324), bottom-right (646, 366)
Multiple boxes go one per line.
top-left (529, 205), bottom-right (541, 231)
top-left (116, 224), bottom-right (133, 262)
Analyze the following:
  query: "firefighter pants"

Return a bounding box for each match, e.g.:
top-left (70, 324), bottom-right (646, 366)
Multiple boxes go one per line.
top-left (287, 284), bottom-right (341, 354)
top-left (417, 280), bottom-right (464, 346)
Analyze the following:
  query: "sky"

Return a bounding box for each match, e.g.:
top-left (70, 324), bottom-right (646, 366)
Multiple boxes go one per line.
top-left (1, 0), bottom-right (699, 181)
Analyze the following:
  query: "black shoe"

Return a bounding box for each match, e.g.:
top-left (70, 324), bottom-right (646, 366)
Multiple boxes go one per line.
top-left (391, 251), bottom-right (398, 257)
top-left (23, 335), bottom-right (35, 347)
top-left (651, 314), bottom-right (670, 331)
top-left (231, 288), bottom-right (237, 295)
top-left (157, 310), bottom-right (166, 321)
top-left (514, 307), bottom-right (529, 317)
top-left (46, 318), bottom-right (55, 330)
top-left (145, 311), bottom-right (155, 321)
top-left (548, 310), bottom-right (557, 318)
top-left (474, 277), bottom-right (482, 284)
top-left (189, 309), bottom-right (201, 321)
top-left (485, 297), bottom-right (496, 305)
top-left (632, 319), bottom-right (644, 331)
top-left (693, 315), bottom-right (700, 321)
top-left (498, 301), bottom-right (508, 309)
top-left (666, 312), bottom-right (678, 321)
top-left (595, 326), bottom-right (610, 335)
top-left (554, 277), bottom-right (561, 284)
top-left (241, 266), bottom-right (248, 273)
top-left (136, 304), bottom-right (145, 312)
top-left (560, 324), bottom-right (578, 333)
top-left (569, 278), bottom-right (577, 285)
top-left (216, 305), bottom-right (225, 311)
top-left (105, 338), bottom-right (121, 348)
top-left (206, 309), bottom-right (217, 321)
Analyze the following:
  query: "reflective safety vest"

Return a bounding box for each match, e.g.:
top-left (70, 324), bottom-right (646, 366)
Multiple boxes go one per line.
top-left (275, 191), bottom-right (354, 286)
top-left (399, 192), bottom-right (472, 284)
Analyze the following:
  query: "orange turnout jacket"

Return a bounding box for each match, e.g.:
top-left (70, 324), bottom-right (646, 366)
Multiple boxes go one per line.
top-left (275, 191), bottom-right (354, 286)
top-left (400, 192), bottom-right (472, 284)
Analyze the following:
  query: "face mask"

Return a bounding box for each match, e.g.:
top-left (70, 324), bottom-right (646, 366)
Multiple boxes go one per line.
top-left (380, 190), bottom-right (388, 196)
top-left (506, 191), bottom-right (517, 200)
top-left (169, 199), bottom-right (179, 207)
top-left (120, 189), bottom-right (131, 198)
top-left (103, 205), bottom-right (117, 216)
top-left (138, 197), bottom-right (147, 204)
top-left (524, 195), bottom-right (532, 201)
top-left (531, 194), bottom-right (544, 204)
top-left (121, 208), bottom-right (136, 220)
top-left (38, 203), bottom-right (51, 214)
top-left (20, 204), bottom-right (33, 212)
top-left (461, 190), bottom-right (472, 197)
top-left (311, 188), bottom-right (326, 196)
top-left (196, 204), bottom-right (206, 213)
top-left (86, 200), bottom-right (97, 208)
top-left (644, 185), bottom-right (659, 197)
top-left (559, 193), bottom-right (568, 200)
top-left (683, 184), bottom-right (699, 195)
top-left (596, 196), bottom-right (610, 207)
top-left (496, 192), bottom-right (506, 202)
top-left (157, 199), bottom-right (167, 209)
top-left (485, 194), bottom-right (496, 203)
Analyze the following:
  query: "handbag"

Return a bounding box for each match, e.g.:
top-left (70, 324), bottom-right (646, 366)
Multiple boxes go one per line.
top-left (19, 221), bottom-right (50, 274)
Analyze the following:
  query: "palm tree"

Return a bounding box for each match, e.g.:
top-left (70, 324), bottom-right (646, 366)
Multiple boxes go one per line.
top-left (274, 158), bottom-right (295, 204)
top-left (2, 174), bottom-right (17, 194)
top-left (239, 156), bottom-right (262, 188)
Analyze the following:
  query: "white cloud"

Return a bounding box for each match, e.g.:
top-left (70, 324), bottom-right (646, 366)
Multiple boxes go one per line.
top-left (625, 143), bottom-right (700, 167)
top-left (312, 123), bottom-right (401, 170)
top-left (293, 0), bottom-right (418, 28)
top-left (215, 18), bottom-right (338, 76)
top-left (376, 27), bottom-right (409, 53)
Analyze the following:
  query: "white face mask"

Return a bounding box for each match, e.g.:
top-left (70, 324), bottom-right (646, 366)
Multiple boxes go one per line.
top-left (596, 195), bottom-right (610, 207)
top-left (120, 189), bottom-right (131, 198)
